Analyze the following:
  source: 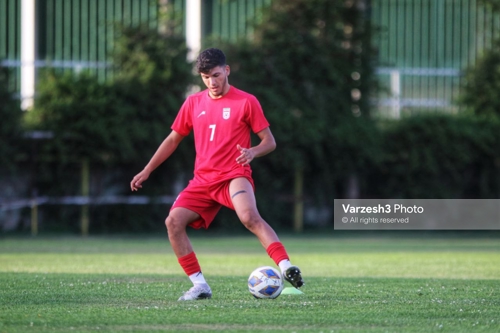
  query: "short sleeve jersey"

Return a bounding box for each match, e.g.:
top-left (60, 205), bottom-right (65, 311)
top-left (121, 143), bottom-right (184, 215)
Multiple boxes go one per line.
top-left (171, 86), bottom-right (270, 183)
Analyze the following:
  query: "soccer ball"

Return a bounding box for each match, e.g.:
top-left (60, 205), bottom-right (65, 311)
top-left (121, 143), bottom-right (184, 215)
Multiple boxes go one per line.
top-left (247, 266), bottom-right (284, 299)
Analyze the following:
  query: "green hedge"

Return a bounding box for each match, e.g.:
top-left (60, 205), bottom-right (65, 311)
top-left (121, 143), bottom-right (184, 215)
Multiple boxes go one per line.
top-left (369, 114), bottom-right (500, 199)
top-left (10, 112), bottom-right (500, 234)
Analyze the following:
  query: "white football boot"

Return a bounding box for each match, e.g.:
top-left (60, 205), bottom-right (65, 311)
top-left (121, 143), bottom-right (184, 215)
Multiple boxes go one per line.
top-left (178, 284), bottom-right (212, 301)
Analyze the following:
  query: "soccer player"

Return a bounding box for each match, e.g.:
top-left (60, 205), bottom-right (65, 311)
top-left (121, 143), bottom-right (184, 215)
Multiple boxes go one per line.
top-left (130, 48), bottom-right (304, 301)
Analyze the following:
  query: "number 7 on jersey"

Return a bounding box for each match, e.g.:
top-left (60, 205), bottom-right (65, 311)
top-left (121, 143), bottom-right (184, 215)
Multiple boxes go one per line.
top-left (209, 124), bottom-right (216, 141)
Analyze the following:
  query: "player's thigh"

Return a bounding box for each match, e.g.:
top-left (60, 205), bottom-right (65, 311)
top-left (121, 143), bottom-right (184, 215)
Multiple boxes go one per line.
top-left (229, 177), bottom-right (259, 216)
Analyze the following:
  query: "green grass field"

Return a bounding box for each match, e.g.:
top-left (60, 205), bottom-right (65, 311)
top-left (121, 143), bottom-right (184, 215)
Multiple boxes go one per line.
top-left (1, 235), bottom-right (499, 332)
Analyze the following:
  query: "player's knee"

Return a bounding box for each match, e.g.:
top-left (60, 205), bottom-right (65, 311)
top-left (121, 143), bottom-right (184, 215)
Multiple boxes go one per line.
top-left (239, 210), bottom-right (262, 230)
top-left (165, 215), bottom-right (183, 234)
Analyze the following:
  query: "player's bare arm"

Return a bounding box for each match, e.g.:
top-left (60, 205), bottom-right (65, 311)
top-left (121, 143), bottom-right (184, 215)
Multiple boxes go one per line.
top-left (236, 127), bottom-right (276, 166)
top-left (130, 130), bottom-right (185, 191)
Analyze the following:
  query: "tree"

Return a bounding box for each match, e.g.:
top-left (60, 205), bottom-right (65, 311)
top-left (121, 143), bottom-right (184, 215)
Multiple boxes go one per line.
top-left (218, 0), bottom-right (379, 226)
top-left (111, 22), bottom-right (194, 166)
top-left (27, 22), bottom-right (193, 166)
top-left (461, 40), bottom-right (500, 119)
top-left (0, 67), bottom-right (23, 171)
top-left (479, 0), bottom-right (500, 12)
top-left (461, 1), bottom-right (500, 118)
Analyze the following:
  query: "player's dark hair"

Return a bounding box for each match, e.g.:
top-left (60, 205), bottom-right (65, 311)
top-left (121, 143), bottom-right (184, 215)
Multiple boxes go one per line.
top-left (196, 48), bottom-right (226, 73)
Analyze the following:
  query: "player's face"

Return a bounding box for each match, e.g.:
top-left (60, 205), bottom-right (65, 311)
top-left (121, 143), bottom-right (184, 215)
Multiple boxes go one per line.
top-left (201, 65), bottom-right (230, 99)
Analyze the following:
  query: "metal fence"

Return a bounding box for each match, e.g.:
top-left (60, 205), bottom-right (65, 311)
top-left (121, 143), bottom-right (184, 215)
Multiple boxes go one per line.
top-left (372, 0), bottom-right (500, 117)
top-left (0, 0), bottom-right (20, 91)
top-left (202, 0), bottom-right (271, 42)
top-left (2, 0), bottom-right (500, 111)
top-left (0, 0), bottom-right (268, 92)
top-left (0, 0), bottom-right (185, 90)
top-left (37, 0), bottom-right (160, 81)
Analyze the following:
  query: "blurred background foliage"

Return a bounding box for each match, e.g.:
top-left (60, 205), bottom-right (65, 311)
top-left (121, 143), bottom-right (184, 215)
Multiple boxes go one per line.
top-left (1, 0), bottom-right (500, 234)
top-left (25, 22), bottom-right (193, 166)
top-left (479, 0), bottom-right (500, 12)
top-left (461, 39), bottom-right (500, 119)
top-left (0, 67), bottom-right (23, 172)
top-left (370, 115), bottom-right (500, 200)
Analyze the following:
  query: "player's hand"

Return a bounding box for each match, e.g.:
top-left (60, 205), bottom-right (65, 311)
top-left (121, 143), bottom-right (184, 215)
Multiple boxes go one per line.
top-left (130, 169), bottom-right (150, 191)
top-left (236, 144), bottom-right (255, 166)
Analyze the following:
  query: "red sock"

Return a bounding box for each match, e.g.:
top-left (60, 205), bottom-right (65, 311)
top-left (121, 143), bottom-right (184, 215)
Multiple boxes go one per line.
top-left (178, 252), bottom-right (201, 276)
top-left (266, 242), bottom-right (289, 265)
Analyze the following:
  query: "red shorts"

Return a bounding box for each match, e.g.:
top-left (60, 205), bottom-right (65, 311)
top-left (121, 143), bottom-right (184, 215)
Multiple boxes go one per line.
top-left (171, 176), bottom-right (255, 229)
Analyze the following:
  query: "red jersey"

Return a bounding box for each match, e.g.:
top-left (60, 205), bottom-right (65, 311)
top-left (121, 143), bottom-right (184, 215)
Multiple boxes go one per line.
top-left (172, 86), bottom-right (270, 183)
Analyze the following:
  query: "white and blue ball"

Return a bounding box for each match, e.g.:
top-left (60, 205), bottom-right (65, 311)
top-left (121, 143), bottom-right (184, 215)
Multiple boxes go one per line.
top-left (248, 266), bottom-right (284, 299)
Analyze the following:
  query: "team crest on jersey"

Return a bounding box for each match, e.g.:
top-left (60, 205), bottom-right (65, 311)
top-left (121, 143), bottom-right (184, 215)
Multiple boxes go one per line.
top-left (223, 108), bottom-right (230, 120)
